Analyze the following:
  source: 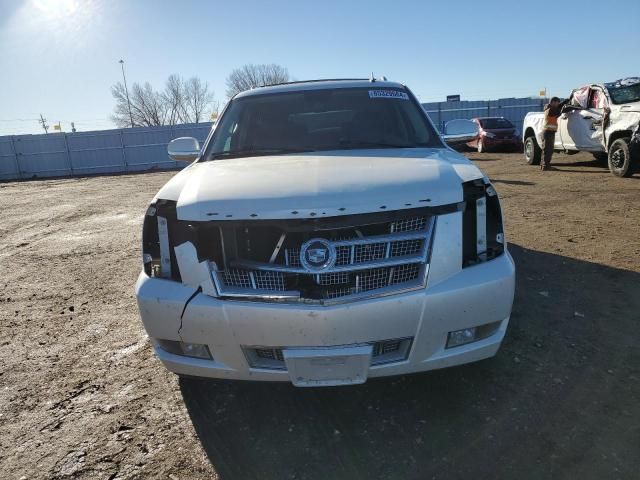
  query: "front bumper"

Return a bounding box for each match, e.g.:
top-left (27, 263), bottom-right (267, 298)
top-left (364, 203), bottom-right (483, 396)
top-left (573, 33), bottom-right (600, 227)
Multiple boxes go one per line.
top-left (135, 251), bottom-right (515, 383)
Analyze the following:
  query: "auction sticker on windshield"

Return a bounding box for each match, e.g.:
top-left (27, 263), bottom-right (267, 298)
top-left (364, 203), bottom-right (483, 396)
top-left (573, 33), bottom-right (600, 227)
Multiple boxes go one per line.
top-left (368, 90), bottom-right (409, 100)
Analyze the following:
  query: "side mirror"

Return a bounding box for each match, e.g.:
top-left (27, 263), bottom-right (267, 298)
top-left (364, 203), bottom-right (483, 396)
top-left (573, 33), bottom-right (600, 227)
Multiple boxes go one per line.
top-left (442, 119), bottom-right (480, 146)
top-left (168, 137), bottom-right (200, 162)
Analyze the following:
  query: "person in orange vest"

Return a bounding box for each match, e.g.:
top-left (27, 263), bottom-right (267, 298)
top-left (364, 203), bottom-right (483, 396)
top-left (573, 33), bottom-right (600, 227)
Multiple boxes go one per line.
top-left (541, 96), bottom-right (570, 170)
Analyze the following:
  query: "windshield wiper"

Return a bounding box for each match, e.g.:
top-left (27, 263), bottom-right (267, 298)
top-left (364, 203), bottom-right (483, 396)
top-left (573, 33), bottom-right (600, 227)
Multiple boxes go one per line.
top-left (208, 147), bottom-right (314, 160)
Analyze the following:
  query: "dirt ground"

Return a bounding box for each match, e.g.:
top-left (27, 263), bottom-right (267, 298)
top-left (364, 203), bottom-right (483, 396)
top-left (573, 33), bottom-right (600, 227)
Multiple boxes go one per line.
top-left (1, 151), bottom-right (639, 480)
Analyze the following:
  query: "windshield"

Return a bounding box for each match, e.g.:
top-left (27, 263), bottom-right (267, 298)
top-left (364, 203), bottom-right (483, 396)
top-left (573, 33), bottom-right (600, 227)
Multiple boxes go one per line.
top-left (479, 118), bottom-right (514, 129)
top-left (203, 87), bottom-right (440, 160)
top-left (607, 82), bottom-right (640, 105)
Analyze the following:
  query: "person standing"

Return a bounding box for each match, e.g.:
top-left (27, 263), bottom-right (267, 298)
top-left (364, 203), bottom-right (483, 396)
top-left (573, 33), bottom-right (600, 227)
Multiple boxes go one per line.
top-left (541, 97), bottom-right (569, 170)
top-left (540, 97), bottom-right (569, 170)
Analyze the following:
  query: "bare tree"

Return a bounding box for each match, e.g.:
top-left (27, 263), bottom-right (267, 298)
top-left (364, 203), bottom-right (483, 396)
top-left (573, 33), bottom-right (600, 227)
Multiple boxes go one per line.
top-left (225, 64), bottom-right (290, 98)
top-left (111, 81), bottom-right (165, 127)
top-left (163, 74), bottom-right (186, 125)
top-left (184, 77), bottom-right (216, 123)
top-left (111, 82), bottom-right (134, 128)
top-left (131, 82), bottom-right (166, 126)
top-left (112, 74), bottom-right (219, 128)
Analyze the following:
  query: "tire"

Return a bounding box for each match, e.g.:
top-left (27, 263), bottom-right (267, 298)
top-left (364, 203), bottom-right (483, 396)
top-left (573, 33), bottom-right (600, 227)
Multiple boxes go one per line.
top-left (477, 138), bottom-right (484, 153)
top-left (608, 138), bottom-right (635, 177)
top-left (524, 136), bottom-right (541, 165)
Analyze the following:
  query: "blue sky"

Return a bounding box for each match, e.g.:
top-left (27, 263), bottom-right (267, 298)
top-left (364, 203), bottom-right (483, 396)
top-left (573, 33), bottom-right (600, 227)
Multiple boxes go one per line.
top-left (1, 0), bottom-right (639, 135)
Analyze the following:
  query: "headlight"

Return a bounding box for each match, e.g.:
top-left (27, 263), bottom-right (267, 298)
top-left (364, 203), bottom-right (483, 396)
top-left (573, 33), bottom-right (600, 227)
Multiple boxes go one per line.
top-left (461, 179), bottom-right (505, 267)
top-left (142, 200), bottom-right (182, 280)
top-left (142, 204), bottom-right (161, 277)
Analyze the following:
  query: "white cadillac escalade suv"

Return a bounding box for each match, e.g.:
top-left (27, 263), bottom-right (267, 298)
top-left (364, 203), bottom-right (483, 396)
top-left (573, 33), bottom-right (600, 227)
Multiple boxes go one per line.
top-left (135, 79), bottom-right (516, 387)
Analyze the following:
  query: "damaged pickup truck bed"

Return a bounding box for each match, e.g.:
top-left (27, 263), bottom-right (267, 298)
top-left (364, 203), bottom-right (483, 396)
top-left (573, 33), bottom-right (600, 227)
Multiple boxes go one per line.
top-left (523, 77), bottom-right (640, 177)
top-left (135, 79), bottom-right (516, 387)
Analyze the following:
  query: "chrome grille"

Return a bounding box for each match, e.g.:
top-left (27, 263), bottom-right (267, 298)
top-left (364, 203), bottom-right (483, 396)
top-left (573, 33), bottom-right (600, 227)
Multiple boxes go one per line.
top-left (285, 247), bottom-right (301, 267)
top-left (335, 246), bottom-right (351, 265)
top-left (316, 271), bottom-right (350, 285)
top-left (326, 286), bottom-right (355, 299)
top-left (222, 269), bottom-right (252, 288)
top-left (254, 271), bottom-right (286, 291)
top-left (390, 239), bottom-right (423, 257)
top-left (212, 214), bottom-right (435, 303)
top-left (391, 216), bottom-right (427, 232)
top-left (354, 243), bottom-right (386, 263)
top-left (390, 263), bottom-right (421, 284)
top-left (357, 268), bottom-right (390, 292)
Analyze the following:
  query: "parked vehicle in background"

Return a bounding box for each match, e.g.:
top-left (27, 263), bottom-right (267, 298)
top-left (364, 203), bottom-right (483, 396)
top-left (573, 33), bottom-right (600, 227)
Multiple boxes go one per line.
top-left (467, 117), bottom-right (522, 153)
top-left (135, 79), bottom-right (515, 387)
top-left (522, 77), bottom-right (640, 177)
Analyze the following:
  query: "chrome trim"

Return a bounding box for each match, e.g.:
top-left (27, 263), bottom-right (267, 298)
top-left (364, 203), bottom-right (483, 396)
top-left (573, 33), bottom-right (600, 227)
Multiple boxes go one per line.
top-left (476, 197), bottom-right (487, 261)
top-left (157, 216), bottom-right (172, 278)
top-left (232, 254), bottom-right (427, 274)
top-left (232, 218), bottom-right (434, 274)
top-left (211, 271), bottom-right (300, 299)
top-left (210, 216), bottom-right (436, 304)
top-left (332, 229), bottom-right (429, 246)
top-left (269, 232), bottom-right (287, 264)
top-left (211, 264), bottom-right (429, 305)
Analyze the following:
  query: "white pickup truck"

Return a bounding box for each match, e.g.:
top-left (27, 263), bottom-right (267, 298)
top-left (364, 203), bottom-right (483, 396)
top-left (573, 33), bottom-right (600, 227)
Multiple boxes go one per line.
top-left (523, 77), bottom-right (640, 177)
top-left (136, 79), bottom-right (515, 387)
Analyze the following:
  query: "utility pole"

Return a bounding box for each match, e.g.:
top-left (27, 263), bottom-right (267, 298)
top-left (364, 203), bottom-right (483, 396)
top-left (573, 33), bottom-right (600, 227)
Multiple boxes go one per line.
top-left (119, 59), bottom-right (134, 128)
top-left (38, 114), bottom-right (49, 134)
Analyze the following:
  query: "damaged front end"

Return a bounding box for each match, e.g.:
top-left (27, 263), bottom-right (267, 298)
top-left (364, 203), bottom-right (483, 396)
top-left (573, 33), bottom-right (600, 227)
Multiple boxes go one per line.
top-left (142, 180), bottom-right (505, 306)
top-left (144, 203), bottom-right (441, 304)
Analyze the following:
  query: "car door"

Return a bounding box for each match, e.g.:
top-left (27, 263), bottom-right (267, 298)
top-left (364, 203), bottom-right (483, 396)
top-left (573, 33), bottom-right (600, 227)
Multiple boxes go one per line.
top-left (558, 87), bottom-right (586, 150)
top-left (560, 86), bottom-right (605, 151)
top-left (579, 87), bottom-right (607, 150)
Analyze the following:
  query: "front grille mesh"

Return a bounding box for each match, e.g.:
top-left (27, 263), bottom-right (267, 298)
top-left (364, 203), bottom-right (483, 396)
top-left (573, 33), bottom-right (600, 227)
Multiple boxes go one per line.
top-left (216, 214), bottom-right (433, 301)
top-left (316, 271), bottom-right (350, 286)
top-left (391, 216), bottom-right (428, 232)
top-left (390, 239), bottom-right (423, 257)
top-left (391, 263), bottom-right (421, 284)
top-left (254, 271), bottom-right (286, 291)
top-left (335, 246), bottom-right (351, 265)
top-left (223, 269), bottom-right (252, 288)
top-left (255, 348), bottom-right (284, 361)
top-left (354, 243), bottom-right (386, 263)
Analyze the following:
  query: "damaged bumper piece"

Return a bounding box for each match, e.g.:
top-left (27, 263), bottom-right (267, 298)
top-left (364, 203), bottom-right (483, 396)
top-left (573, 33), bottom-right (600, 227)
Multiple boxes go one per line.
top-left (136, 182), bottom-right (515, 386)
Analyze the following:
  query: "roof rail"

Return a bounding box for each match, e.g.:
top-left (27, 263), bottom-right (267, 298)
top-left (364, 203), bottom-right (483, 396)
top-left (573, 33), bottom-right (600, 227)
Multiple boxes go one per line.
top-left (260, 78), bottom-right (373, 88)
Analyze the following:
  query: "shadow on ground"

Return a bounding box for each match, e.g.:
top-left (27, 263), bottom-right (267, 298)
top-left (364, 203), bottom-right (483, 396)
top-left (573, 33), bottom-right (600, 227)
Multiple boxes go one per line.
top-left (180, 244), bottom-right (640, 480)
top-left (491, 179), bottom-right (535, 186)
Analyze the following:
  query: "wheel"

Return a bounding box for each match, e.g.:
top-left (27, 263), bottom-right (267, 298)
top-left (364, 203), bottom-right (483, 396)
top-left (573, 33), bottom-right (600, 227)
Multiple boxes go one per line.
top-left (477, 138), bottom-right (484, 153)
top-left (524, 136), bottom-right (541, 165)
top-left (608, 138), bottom-right (635, 177)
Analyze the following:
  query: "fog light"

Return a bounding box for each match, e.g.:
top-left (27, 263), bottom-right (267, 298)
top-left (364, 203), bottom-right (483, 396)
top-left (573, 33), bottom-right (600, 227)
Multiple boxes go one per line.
top-left (446, 328), bottom-right (477, 348)
top-left (156, 339), bottom-right (212, 359)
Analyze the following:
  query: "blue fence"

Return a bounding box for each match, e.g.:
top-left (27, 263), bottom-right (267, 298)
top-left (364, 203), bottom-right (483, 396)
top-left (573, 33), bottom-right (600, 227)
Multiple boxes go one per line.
top-left (422, 97), bottom-right (547, 135)
top-left (0, 123), bottom-right (213, 181)
top-left (1, 97), bottom-right (547, 181)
